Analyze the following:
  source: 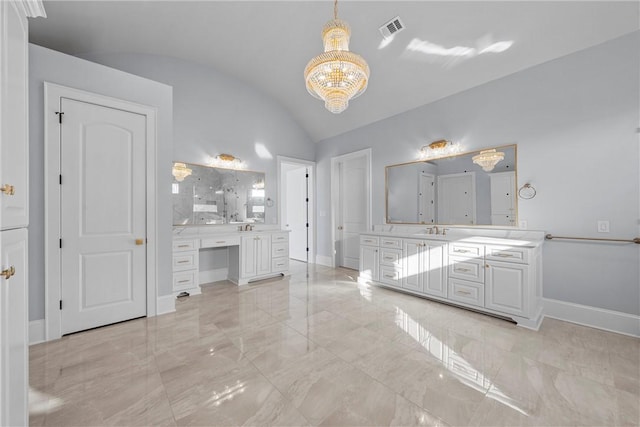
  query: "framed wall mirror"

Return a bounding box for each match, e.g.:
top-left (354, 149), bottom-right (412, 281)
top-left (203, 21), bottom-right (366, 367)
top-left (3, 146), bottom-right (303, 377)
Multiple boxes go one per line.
top-left (172, 161), bottom-right (266, 225)
top-left (385, 144), bottom-right (517, 226)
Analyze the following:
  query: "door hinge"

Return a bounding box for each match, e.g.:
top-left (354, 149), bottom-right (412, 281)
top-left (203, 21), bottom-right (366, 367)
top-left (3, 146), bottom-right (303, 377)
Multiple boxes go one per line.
top-left (59, 238), bottom-right (62, 249)
top-left (306, 223), bottom-right (309, 228)
top-left (305, 198), bottom-right (309, 202)
top-left (306, 247), bottom-right (309, 252)
top-left (59, 300), bottom-right (62, 310)
top-left (55, 111), bottom-right (64, 124)
top-left (59, 174), bottom-right (62, 185)
top-left (305, 174), bottom-right (309, 178)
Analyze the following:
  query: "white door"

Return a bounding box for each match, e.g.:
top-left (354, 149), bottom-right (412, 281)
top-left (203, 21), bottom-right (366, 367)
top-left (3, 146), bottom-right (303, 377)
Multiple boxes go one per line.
top-left (418, 173), bottom-right (435, 224)
top-left (0, 228), bottom-right (28, 426)
top-left (437, 173), bottom-right (476, 225)
top-left (0, 1), bottom-right (28, 231)
top-left (60, 98), bottom-right (147, 335)
top-left (338, 156), bottom-right (367, 269)
top-left (285, 166), bottom-right (308, 261)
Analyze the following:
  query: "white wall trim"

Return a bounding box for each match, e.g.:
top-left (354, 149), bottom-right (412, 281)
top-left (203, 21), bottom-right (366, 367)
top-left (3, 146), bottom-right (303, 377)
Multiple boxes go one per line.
top-left (16, 0), bottom-right (46, 18)
top-left (29, 320), bottom-right (46, 345)
top-left (315, 255), bottom-right (333, 267)
top-left (156, 295), bottom-right (176, 316)
top-left (199, 268), bottom-right (229, 285)
top-left (543, 298), bottom-right (640, 338)
top-left (330, 148), bottom-right (372, 269)
top-left (44, 82), bottom-right (159, 341)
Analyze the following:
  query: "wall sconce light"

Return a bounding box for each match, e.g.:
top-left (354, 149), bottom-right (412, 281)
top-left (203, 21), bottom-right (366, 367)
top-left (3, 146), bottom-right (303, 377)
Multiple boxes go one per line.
top-left (208, 154), bottom-right (247, 170)
top-left (472, 149), bottom-right (505, 172)
top-left (172, 162), bottom-right (192, 181)
top-left (418, 139), bottom-right (462, 160)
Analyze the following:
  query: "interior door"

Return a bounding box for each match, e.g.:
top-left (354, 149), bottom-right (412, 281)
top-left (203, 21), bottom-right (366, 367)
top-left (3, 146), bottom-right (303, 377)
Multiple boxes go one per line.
top-left (285, 166), bottom-right (308, 261)
top-left (437, 173), bottom-right (476, 225)
top-left (60, 98), bottom-right (147, 335)
top-left (338, 156), bottom-right (367, 269)
top-left (0, 228), bottom-right (28, 426)
top-left (418, 172), bottom-right (435, 224)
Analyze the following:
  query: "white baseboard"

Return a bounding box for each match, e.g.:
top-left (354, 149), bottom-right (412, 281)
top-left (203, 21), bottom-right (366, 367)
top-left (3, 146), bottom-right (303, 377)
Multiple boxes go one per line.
top-left (200, 268), bottom-right (228, 284)
top-left (29, 319), bottom-right (46, 345)
top-left (315, 255), bottom-right (333, 267)
top-left (156, 294), bottom-right (176, 315)
top-left (543, 298), bottom-right (640, 337)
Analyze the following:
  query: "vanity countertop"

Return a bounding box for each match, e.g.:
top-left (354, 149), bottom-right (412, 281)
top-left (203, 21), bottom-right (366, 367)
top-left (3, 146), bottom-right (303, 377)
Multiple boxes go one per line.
top-left (173, 228), bottom-right (290, 241)
top-left (363, 228), bottom-right (544, 248)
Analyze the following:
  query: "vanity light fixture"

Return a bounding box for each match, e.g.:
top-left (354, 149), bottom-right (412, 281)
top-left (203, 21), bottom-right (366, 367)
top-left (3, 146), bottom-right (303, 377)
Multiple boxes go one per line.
top-left (418, 139), bottom-right (462, 160)
top-left (472, 149), bottom-right (505, 172)
top-left (304, 0), bottom-right (370, 114)
top-left (172, 162), bottom-right (192, 182)
top-left (208, 154), bottom-right (247, 170)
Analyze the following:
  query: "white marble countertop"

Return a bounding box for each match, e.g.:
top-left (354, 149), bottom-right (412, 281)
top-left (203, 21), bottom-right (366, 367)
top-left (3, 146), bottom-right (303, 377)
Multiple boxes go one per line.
top-left (173, 227), bottom-right (289, 241)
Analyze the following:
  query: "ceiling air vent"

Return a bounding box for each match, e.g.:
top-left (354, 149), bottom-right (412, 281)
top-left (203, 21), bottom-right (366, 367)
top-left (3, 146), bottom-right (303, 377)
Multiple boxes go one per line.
top-left (379, 16), bottom-right (405, 39)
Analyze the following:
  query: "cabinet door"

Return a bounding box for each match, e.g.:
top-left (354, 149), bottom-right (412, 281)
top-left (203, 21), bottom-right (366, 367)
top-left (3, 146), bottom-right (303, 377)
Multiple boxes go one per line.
top-left (255, 234), bottom-right (271, 276)
top-left (240, 235), bottom-right (257, 278)
top-left (485, 261), bottom-right (528, 317)
top-left (423, 243), bottom-right (446, 298)
top-left (359, 245), bottom-right (379, 281)
top-left (0, 2), bottom-right (29, 230)
top-left (402, 239), bottom-right (424, 292)
top-left (0, 228), bottom-right (28, 427)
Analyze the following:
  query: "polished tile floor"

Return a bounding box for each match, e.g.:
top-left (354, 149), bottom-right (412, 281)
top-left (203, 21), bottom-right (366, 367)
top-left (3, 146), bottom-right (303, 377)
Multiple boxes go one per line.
top-left (30, 262), bottom-right (639, 426)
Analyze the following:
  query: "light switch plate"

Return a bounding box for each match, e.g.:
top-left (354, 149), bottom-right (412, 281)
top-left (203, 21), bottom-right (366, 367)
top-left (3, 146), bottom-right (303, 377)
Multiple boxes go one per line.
top-left (519, 220), bottom-right (528, 229)
top-left (597, 220), bottom-right (610, 233)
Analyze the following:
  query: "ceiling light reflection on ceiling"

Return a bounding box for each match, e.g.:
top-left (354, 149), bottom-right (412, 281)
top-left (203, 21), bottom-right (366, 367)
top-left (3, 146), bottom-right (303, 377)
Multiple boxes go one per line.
top-left (254, 142), bottom-right (273, 160)
top-left (406, 38), bottom-right (514, 59)
top-left (378, 34), bottom-right (395, 50)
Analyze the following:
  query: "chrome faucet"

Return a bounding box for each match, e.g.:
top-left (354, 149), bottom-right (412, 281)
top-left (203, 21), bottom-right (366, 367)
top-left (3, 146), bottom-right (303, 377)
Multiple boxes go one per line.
top-left (434, 225), bottom-right (440, 235)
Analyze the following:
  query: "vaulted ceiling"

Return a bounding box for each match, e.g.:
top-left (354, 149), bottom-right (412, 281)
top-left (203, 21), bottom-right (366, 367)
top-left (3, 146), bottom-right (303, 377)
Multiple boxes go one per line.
top-left (30, 1), bottom-right (639, 142)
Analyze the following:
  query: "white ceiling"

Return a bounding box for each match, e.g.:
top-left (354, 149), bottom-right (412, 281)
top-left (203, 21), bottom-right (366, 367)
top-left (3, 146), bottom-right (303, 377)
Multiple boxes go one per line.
top-left (29, 1), bottom-right (639, 142)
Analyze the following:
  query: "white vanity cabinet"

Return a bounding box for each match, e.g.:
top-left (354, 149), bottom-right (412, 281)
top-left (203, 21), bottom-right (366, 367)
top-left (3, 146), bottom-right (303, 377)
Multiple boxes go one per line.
top-left (172, 238), bottom-right (200, 296)
top-left (359, 231), bottom-right (543, 329)
top-left (359, 235), bottom-right (379, 282)
top-left (240, 234), bottom-right (272, 279)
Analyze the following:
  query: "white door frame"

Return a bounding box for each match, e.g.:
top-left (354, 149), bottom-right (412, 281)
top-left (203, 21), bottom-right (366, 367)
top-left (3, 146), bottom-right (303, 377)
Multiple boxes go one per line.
top-left (330, 148), bottom-right (372, 268)
top-left (276, 156), bottom-right (315, 264)
top-left (44, 82), bottom-right (158, 340)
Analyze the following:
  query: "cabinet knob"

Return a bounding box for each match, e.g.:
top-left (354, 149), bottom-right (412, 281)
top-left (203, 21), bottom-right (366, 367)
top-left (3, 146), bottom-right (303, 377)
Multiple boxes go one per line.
top-left (1, 266), bottom-right (15, 280)
top-left (135, 239), bottom-right (145, 245)
top-left (0, 184), bottom-right (15, 195)
top-left (486, 264), bottom-right (490, 268)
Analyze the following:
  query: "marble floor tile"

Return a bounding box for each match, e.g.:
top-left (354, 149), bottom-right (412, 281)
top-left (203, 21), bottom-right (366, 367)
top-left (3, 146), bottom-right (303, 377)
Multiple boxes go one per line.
top-left (29, 262), bottom-right (639, 426)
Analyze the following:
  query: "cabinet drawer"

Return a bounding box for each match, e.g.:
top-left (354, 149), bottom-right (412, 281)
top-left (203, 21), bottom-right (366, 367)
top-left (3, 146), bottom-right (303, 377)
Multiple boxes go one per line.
top-left (271, 233), bottom-right (289, 243)
top-left (173, 251), bottom-right (198, 272)
top-left (379, 248), bottom-right (402, 267)
top-left (360, 235), bottom-right (380, 246)
top-left (485, 245), bottom-right (529, 264)
top-left (173, 239), bottom-right (199, 252)
top-left (201, 235), bottom-right (240, 248)
top-left (173, 270), bottom-right (198, 291)
top-left (448, 278), bottom-right (484, 308)
top-left (380, 237), bottom-right (402, 249)
top-left (449, 243), bottom-right (483, 258)
top-left (272, 242), bottom-right (289, 258)
top-left (448, 256), bottom-right (484, 283)
top-left (271, 257), bottom-right (289, 272)
top-left (379, 265), bottom-right (402, 288)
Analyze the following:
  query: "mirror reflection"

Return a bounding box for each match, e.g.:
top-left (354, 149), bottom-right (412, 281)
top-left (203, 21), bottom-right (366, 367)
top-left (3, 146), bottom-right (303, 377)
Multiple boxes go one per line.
top-left (386, 145), bottom-right (517, 226)
top-left (172, 162), bottom-right (266, 225)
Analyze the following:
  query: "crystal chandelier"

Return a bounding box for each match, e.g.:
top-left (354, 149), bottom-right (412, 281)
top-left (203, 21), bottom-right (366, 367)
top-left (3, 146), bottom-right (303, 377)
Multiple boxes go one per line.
top-left (304, 0), bottom-right (370, 114)
top-left (472, 149), bottom-right (505, 172)
top-left (172, 162), bottom-right (192, 182)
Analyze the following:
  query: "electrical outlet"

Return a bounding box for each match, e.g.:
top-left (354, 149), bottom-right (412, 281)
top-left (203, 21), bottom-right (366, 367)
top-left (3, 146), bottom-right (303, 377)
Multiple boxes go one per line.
top-left (597, 220), bottom-right (610, 233)
top-left (519, 220), bottom-right (528, 229)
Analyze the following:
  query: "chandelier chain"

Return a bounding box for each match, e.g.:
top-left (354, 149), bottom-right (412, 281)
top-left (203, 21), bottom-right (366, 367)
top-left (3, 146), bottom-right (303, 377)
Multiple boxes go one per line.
top-left (334, 0), bottom-right (338, 20)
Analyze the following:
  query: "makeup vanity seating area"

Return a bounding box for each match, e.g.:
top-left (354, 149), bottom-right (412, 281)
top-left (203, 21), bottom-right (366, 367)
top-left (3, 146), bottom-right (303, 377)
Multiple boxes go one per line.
top-left (173, 227), bottom-right (290, 296)
top-left (359, 227), bottom-right (545, 329)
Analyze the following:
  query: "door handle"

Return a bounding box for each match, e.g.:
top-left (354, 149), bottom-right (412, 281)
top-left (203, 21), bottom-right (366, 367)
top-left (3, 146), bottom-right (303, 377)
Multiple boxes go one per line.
top-left (1, 266), bottom-right (15, 280)
top-left (135, 238), bottom-right (145, 245)
top-left (0, 184), bottom-right (15, 195)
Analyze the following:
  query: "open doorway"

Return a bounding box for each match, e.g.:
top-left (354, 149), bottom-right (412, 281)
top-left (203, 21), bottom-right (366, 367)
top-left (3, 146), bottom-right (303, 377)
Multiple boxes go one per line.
top-left (277, 156), bottom-right (315, 264)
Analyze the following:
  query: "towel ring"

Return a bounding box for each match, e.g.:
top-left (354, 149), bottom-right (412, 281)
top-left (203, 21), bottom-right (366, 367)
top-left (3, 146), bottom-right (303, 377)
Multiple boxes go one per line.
top-left (518, 183), bottom-right (536, 200)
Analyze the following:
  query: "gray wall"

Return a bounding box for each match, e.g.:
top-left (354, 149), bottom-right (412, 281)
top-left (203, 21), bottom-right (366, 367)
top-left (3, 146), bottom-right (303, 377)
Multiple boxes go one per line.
top-left (78, 52), bottom-right (316, 225)
top-left (316, 32), bottom-right (640, 315)
top-left (29, 44), bottom-right (174, 321)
